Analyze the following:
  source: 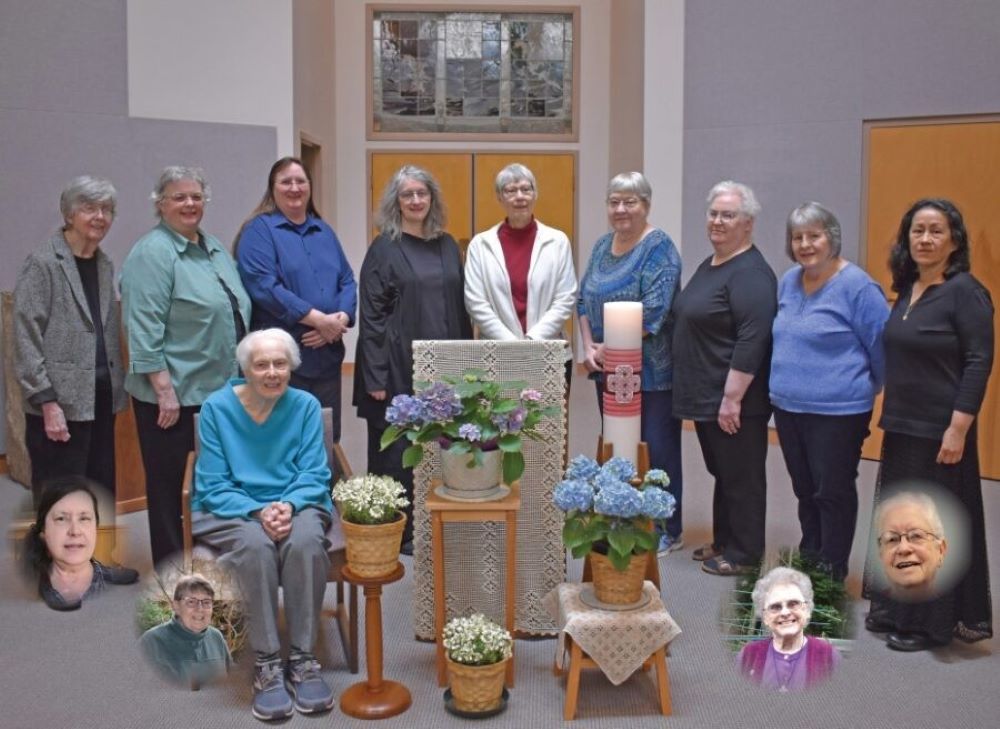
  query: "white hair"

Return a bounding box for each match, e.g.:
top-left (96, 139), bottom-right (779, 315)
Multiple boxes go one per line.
top-left (706, 180), bottom-right (761, 218)
top-left (236, 328), bottom-right (301, 372)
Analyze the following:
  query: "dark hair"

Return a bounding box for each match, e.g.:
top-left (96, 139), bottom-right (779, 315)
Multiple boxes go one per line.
top-left (233, 157), bottom-right (321, 252)
top-left (889, 198), bottom-right (970, 294)
top-left (22, 476), bottom-right (101, 577)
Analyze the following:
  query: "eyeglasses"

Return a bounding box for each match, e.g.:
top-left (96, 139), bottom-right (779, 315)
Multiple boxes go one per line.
top-left (276, 178), bottom-right (309, 189)
top-left (707, 210), bottom-right (740, 223)
top-left (502, 184), bottom-right (535, 198)
top-left (181, 597), bottom-right (213, 609)
top-left (877, 528), bottom-right (940, 549)
top-left (166, 192), bottom-right (205, 204)
top-left (399, 190), bottom-right (430, 201)
top-left (78, 203), bottom-right (114, 218)
top-left (765, 599), bottom-right (806, 615)
top-left (607, 197), bottom-right (642, 210)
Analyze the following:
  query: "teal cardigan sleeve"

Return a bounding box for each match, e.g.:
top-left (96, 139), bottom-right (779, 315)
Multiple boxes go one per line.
top-left (280, 395), bottom-right (334, 513)
top-left (193, 396), bottom-right (267, 519)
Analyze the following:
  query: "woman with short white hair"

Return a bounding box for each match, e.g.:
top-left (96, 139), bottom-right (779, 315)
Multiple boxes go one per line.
top-left (737, 567), bottom-right (839, 691)
top-left (464, 162), bottom-right (577, 386)
top-left (192, 328), bottom-right (333, 720)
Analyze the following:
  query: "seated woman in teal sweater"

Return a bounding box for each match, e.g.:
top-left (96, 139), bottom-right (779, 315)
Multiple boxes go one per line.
top-left (191, 328), bottom-right (335, 722)
top-left (141, 574), bottom-right (231, 688)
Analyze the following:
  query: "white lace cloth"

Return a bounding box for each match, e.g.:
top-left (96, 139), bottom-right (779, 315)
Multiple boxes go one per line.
top-left (411, 340), bottom-right (568, 638)
top-left (544, 581), bottom-right (682, 685)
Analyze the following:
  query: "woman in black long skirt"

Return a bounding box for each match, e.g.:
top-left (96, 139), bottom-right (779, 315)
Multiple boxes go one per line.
top-left (864, 198), bottom-right (994, 651)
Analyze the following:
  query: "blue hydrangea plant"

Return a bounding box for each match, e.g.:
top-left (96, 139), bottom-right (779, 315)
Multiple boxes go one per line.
top-left (553, 455), bottom-right (676, 571)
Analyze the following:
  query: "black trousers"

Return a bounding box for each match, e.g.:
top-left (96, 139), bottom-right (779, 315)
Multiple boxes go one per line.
top-left (291, 371), bottom-right (342, 443)
top-left (25, 379), bottom-right (116, 507)
top-left (694, 416), bottom-right (768, 566)
top-left (132, 398), bottom-right (199, 567)
top-left (773, 408), bottom-right (871, 580)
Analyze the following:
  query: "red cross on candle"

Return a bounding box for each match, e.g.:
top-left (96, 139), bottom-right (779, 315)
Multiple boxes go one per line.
top-left (606, 364), bottom-right (641, 404)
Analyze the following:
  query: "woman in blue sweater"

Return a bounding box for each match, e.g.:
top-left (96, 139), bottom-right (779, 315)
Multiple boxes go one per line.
top-left (770, 202), bottom-right (888, 582)
top-left (191, 328), bottom-right (334, 721)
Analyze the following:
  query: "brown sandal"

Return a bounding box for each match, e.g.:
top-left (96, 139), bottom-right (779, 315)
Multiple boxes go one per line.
top-left (692, 543), bottom-right (722, 562)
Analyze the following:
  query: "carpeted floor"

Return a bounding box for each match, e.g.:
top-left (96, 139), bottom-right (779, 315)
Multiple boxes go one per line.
top-left (2, 372), bottom-right (998, 728)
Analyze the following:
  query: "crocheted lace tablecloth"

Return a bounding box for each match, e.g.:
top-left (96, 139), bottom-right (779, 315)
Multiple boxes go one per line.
top-left (411, 340), bottom-right (568, 638)
top-left (544, 581), bottom-right (682, 685)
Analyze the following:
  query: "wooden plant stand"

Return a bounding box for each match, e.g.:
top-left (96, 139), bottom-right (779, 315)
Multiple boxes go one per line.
top-left (340, 563), bottom-right (411, 719)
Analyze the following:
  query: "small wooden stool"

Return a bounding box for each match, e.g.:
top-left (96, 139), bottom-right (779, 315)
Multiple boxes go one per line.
top-left (556, 635), bottom-right (671, 720)
top-left (426, 480), bottom-right (521, 688)
top-left (545, 581), bottom-right (678, 721)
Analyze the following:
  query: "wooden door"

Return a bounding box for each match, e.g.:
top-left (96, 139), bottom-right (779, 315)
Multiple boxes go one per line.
top-left (369, 153), bottom-right (473, 245)
top-left (861, 118), bottom-right (1000, 478)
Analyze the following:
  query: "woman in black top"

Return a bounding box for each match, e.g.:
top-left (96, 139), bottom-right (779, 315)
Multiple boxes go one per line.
top-left (863, 198), bottom-right (993, 651)
top-left (672, 180), bottom-right (777, 575)
top-left (352, 166), bottom-right (472, 552)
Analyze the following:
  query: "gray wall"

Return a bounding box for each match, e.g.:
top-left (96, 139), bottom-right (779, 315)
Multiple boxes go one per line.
top-left (0, 0), bottom-right (276, 452)
top-left (680, 0), bottom-right (1000, 280)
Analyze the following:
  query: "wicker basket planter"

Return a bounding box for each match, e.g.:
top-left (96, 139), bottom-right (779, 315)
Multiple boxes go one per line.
top-left (341, 514), bottom-right (407, 578)
top-left (590, 551), bottom-right (648, 605)
top-left (446, 656), bottom-right (509, 712)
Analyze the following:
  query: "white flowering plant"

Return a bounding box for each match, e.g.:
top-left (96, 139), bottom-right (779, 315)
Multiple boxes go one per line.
top-left (553, 455), bottom-right (676, 571)
top-left (332, 474), bottom-right (410, 525)
top-left (442, 613), bottom-right (513, 666)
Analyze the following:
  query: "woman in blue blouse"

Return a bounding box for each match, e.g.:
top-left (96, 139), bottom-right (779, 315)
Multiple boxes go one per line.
top-left (235, 157), bottom-right (357, 442)
top-left (577, 172), bottom-right (683, 552)
top-left (770, 202), bottom-right (888, 582)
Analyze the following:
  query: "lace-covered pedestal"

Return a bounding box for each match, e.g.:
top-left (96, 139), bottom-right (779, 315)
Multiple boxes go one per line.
top-left (411, 340), bottom-right (567, 638)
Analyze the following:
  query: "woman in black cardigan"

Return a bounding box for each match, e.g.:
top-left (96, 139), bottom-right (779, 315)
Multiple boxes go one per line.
top-left (863, 198), bottom-right (994, 651)
top-left (352, 165), bottom-right (472, 552)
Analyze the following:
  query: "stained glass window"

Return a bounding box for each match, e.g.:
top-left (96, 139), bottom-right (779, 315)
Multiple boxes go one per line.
top-left (371, 9), bottom-right (576, 138)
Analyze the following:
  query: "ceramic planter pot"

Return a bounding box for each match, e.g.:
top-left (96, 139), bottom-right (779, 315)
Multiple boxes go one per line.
top-left (440, 447), bottom-right (503, 497)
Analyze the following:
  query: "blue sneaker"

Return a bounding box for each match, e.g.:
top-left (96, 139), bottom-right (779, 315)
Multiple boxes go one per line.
top-left (657, 533), bottom-right (684, 556)
top-left (252, 660), bottom-right (294, 721)
top-left (286, 657), bottom-right (335, 714)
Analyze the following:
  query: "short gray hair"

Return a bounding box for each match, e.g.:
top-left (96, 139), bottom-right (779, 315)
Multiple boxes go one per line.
top-left (786, 202), bottom-right (842, 260)
top-left (173, 573), bottom-right (215, 601)
top-left (150, 165), bottom-right (211, 217)
top-left (607, 171), bottom-right (652, 204)
top-left (876, 491), bottom-right (945, 539)
top-left (494, 163), bottom-right (537, 196)
top-left (60, 175), bottom-right (117, 222)
top-left (751, 567), bottom-right (814, 620)
top-left (236, 328), bottom-right (301, 372)
top-left (706, 180), bottom-right (761, 219)
top-left (376, 165), bottom-right (446, 241)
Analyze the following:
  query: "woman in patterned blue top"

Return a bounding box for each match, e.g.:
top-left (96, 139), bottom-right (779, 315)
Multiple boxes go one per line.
top-left (577, 172), bottom-right (684, 552)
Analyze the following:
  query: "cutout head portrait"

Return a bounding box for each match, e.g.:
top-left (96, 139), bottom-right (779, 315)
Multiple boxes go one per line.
top-left (139, 573), bottom-right (232, 688)
top-left (737, 567), bottom-right (840, 692)
top-left (872, 486), bottom-right (968, 603)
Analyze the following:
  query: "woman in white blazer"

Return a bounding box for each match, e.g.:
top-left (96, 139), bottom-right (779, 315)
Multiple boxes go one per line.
top-left (464, 163), bottom-right (578, 387)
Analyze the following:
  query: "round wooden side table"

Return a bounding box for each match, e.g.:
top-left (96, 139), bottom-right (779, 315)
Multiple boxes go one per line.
top-left (340, 562), bottom-right (412, 719)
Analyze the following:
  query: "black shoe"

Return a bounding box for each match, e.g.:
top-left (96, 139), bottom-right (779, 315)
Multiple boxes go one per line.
top-left (886, 632), bottom-right (932, 652)
top-left (865, 613), bottom-right (895, 633)
top-left (400, 540), bottom-right (413, 557)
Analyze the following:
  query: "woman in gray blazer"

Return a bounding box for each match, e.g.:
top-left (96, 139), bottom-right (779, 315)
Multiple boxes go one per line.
top-left (14, 175), bottom-right (128, 506)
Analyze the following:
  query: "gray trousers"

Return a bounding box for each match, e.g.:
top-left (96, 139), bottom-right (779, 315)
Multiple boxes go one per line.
top-left (192, 507), bottom-right (331, 658)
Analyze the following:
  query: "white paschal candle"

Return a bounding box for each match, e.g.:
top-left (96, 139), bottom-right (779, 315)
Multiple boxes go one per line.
top-left (602, 302), bottom-right (643, 465)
